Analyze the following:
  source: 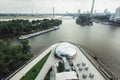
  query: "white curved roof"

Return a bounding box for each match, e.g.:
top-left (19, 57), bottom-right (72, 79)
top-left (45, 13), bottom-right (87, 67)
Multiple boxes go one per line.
top-left (55, 43), bottom-right (77, 58)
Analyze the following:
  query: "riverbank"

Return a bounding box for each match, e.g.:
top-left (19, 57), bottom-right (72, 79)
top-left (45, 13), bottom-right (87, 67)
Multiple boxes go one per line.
top-left (0, 19), bottom-right (62, 38)
top-left (19, 26), bottom-right (59, 39)
top-left (94, 20), bottom-right (120, 26)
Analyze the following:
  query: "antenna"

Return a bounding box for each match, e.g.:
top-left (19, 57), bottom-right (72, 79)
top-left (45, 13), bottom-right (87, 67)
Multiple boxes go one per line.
top-left (53, 7), bottom-right (55, 18)
top-left (90, 0), bottom-right (95, 22)
top-left (90, 0), bottom-right (95, 17)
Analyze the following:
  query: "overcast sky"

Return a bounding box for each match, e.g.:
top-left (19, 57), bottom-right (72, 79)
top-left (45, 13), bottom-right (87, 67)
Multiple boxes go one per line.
top-left (0, 0), bottom-right (119, 13)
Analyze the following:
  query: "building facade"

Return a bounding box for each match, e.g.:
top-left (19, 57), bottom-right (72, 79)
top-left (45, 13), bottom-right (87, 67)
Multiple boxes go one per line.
top-left (110, 7), bottom-right (120, 21)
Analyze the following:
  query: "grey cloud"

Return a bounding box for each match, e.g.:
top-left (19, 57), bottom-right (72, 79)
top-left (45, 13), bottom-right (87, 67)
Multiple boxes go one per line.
top-left (0, 0), bottom-right (119, 13)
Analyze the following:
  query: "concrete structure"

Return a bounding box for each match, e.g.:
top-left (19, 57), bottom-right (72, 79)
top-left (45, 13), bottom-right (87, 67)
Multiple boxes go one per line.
top-left (56, 71), bottom-right (78, 80)
top-left (61, 57), bottom-right (71, 71)
top-left (54, 42), bottom-right (107, 80)
top-left (9, 42), bottom-right (114, 80)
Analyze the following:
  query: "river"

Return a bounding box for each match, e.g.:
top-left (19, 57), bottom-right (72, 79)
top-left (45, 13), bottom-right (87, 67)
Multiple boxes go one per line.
top-left (1, 18), bottom-right (120, 79)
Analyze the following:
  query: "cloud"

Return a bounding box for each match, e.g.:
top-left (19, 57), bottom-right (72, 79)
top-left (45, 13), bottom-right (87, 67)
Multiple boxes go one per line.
top-left (0, 0), bottom-right (119, 13)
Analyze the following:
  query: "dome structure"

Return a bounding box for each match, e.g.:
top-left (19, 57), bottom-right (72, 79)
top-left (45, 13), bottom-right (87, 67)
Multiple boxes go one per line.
top-left (55, 42), bottom-right (77, 59)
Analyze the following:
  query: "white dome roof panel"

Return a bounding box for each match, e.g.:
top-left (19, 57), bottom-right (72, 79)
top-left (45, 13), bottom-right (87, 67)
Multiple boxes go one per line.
top-left (55, 43), bottom-right (77, 58)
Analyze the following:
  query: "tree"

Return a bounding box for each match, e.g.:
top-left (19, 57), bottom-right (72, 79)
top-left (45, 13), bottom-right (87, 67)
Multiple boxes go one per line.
top-left (76, 14), bottom-right (92, 26)
top-left (0, 39), bottom-right (33, 79)
top-left (0, 19), bottom-right (62, 37)
top-left (21, 39), bottom-right (31, 53)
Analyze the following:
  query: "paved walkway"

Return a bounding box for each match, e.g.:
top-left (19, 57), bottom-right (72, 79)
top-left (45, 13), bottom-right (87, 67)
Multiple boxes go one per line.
top-left (10, 44), bottom-right (58, 80)
top-left (72, 44), bottom-right (105, 80)
top-left (35, 43), bottom-right (106, 80)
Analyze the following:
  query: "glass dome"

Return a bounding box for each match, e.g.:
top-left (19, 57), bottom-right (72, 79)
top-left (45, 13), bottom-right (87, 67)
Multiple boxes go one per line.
top-left (55, 42), bottom-right (77, 59)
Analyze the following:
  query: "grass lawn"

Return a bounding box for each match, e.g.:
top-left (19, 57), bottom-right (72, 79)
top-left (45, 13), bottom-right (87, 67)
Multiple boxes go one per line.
top-left (20, 51), bottom-right (51, 80)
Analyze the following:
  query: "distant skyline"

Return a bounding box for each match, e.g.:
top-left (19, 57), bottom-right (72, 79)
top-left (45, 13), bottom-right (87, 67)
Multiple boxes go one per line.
top-left (0, 0), bottom-right (119, 14)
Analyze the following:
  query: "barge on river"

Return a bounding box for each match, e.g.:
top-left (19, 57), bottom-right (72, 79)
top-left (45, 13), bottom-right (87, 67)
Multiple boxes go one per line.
top-left (19, 26), bottom-right (59, 40)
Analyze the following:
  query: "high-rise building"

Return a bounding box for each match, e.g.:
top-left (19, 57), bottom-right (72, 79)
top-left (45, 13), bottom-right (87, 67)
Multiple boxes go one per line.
top-left (110, 7), bottom-right (120, 21)
top-left (77, 9), bottom-right (81, 17)
top-left (103, 9), bottom-right (110, 15)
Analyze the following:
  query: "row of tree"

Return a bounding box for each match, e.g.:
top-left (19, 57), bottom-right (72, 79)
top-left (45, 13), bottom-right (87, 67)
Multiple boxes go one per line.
top-left (76, 14), bottom-right (111, 26)
top-left (0, 39), bottom-right (33, 79)
top-left (76, 14), bottom-right (93, 26)
top-left (0, 19), bottom-right (62, 36)
top-left (93, 14), bottom-right (111, 22)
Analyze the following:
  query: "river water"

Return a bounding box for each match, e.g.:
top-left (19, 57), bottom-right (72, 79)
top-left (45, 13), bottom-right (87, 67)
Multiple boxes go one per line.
top-left (30, 18), bottom-right (120, 79)
top-left (1, 18), bottom-right (120, 79)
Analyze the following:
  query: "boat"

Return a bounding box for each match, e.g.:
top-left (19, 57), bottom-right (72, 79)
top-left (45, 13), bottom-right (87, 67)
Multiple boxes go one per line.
top-left (19, 35), bottom-right (28, 39)
top-left (19, 26), bottom-right (59, 40)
